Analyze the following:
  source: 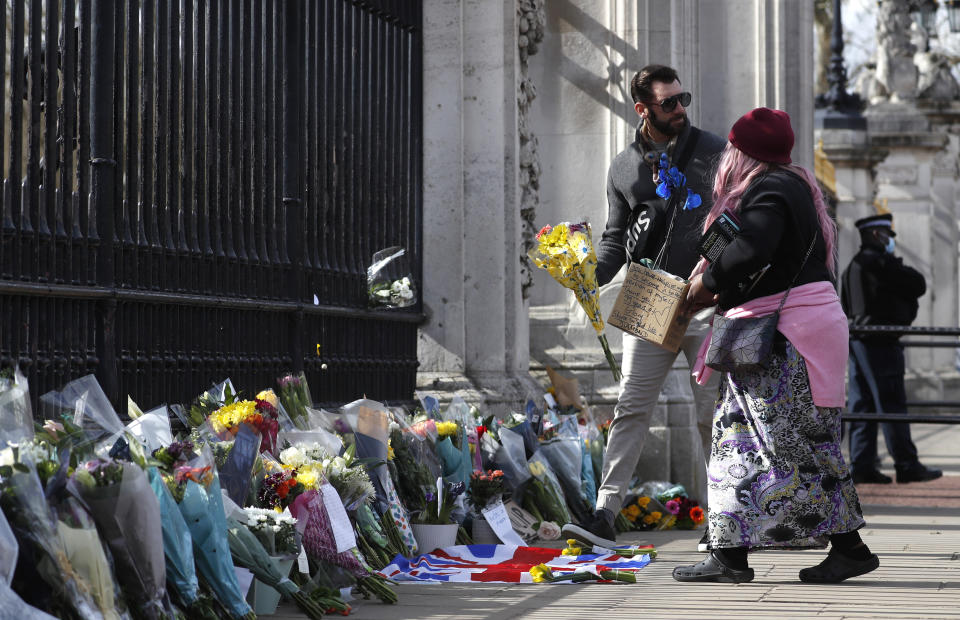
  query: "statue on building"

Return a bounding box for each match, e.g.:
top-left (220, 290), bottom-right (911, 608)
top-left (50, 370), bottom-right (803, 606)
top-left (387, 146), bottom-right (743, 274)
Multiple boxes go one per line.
top-left (874, 0), bottom-right (917, 101)
top-left (910, 22), bottom-right (960, 101)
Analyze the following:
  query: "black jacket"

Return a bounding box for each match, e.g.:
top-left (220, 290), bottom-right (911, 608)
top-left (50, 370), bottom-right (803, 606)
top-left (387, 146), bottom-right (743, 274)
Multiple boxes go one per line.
top-left (702, 169), bottom-right (833, 311)
top-left (840, 245), bottom-right (926, 339)
top-left (595, 122), bottom-right (726, 286)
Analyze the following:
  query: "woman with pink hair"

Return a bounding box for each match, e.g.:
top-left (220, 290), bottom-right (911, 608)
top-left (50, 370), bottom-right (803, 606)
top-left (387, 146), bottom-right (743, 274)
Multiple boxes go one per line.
top-left (672, 108), bottom-right (877, 584)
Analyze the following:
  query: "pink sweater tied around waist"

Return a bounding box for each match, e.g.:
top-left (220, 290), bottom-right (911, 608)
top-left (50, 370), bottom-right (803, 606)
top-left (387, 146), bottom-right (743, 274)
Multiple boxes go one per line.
top-left (692, 280), bottom-right (848, 408)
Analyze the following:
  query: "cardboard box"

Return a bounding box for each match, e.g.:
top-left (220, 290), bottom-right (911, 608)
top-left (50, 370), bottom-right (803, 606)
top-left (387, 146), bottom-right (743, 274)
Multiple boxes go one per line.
top-left (607, 262), bottom-right (691, 352)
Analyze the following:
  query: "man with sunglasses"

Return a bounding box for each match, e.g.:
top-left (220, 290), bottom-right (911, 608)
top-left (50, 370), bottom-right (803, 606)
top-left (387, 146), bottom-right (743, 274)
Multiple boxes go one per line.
top-left (562, 64), bottom-right (725, 552)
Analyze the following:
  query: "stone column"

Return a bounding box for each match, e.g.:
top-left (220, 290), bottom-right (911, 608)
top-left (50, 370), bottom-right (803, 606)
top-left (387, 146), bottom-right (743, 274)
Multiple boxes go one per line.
top-left (419, 0), bottom-right (541, 409)
top-left (816, 129), bottom-right (886, 274)
top-left (867, 105), bottom-right (948, 375)
top-left (925, 108), bottom-right (960, 375)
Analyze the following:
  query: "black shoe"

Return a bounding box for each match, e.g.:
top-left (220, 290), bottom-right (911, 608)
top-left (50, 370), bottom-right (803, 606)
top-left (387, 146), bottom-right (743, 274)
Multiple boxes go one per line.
top-left (561, 509), bottom-right (617, 548)
top-left (852, 469), bottom-right (892, 484)
top-left (799, 550), bottom-right (879, 583)
top-left (673, 552), bottom-right (754, 583)
top-left (697, 529), bottom-right (710, 553)
top-left (895, 463), bottom-right (943, 484)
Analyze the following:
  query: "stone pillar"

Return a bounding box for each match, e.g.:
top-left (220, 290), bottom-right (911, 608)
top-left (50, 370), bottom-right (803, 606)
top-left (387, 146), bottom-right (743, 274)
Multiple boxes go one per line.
top-left (926, 108), bottom-right (960, 374)
top-left (698, 0), bottom-right (815, 168)
top-left (419, 0), bottom-right (541, 409)
top-left (816, 129), bottom-right (886, 273)
top-left (866, 104), bottom-right (948, 376)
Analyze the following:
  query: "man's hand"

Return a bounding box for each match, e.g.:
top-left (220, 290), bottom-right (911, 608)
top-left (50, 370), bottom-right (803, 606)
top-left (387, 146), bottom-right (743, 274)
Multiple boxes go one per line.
top-left (680, 273), bottom-right (718, 318)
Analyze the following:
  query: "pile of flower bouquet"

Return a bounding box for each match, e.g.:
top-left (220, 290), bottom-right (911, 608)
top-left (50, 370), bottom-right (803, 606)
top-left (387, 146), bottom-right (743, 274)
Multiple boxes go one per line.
top-left (615, 484), bottom-right (705, 532)
top-left (0, 362), bottom-right (705, 618)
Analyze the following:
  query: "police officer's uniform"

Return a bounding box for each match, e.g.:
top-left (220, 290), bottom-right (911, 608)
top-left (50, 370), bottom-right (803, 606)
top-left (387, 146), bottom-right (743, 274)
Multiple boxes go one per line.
top-left (840, 214), bottom-right (941, 484)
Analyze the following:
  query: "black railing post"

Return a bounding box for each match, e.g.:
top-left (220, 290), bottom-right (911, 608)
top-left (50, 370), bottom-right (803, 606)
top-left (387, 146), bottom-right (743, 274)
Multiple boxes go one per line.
top-left (282, 0), bottom-right (305, 373)
top-left (90, 0), bottom-right (118, 402)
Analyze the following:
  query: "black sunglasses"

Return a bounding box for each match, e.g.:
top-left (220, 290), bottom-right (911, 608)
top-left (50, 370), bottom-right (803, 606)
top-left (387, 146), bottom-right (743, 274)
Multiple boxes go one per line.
top-left (649, 91), bottom-right (692, 113)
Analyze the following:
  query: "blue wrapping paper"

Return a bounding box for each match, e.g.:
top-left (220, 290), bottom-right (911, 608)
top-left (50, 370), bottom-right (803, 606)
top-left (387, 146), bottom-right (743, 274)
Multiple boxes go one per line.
top-left (147, 467), bottom-right (199, 606)
top-left (178, 474), bottom-right (253, 618)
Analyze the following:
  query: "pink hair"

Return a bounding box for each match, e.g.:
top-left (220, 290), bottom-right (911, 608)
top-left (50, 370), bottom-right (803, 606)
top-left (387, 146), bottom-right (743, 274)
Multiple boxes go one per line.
top-left (703, 142), bottom-right (837, 274)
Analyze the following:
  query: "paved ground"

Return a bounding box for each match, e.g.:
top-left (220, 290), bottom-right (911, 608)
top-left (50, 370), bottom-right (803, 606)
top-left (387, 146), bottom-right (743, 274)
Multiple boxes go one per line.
top-left (267, 424), bottom-right (960, 619)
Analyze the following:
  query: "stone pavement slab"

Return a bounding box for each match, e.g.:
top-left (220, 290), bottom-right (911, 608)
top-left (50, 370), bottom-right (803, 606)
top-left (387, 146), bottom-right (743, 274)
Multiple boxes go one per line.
top-left (266, 424), bottom-right (960, 619)
top-left (267, 504), bottom-right (960, 620)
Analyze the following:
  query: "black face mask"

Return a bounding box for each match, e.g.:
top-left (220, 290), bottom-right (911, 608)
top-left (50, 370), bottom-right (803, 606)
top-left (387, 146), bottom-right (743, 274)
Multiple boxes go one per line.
top-left (646, 107), bottom-right (689, 138)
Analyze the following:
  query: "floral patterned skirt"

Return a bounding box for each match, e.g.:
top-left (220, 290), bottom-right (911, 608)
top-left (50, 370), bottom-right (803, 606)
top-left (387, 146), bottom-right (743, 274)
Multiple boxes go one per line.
top-left (707, 340), bottom-right (865, 550)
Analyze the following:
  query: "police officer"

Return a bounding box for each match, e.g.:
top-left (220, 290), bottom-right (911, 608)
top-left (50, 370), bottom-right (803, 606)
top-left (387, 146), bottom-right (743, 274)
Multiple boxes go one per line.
top-left (840, 214), bottom-right (942, 484)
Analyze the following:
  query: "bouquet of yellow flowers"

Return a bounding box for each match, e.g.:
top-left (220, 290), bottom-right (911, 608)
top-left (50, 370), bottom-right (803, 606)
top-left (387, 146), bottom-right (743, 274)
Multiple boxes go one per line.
top-left (619, 495), bottom-right (671, 531)
top-left (529, 222), bottom-right (621, 381)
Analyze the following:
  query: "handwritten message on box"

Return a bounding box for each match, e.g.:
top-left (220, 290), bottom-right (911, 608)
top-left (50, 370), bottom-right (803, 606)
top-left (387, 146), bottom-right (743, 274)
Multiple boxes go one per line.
top-left (608, 263), bottom-right (691, 352)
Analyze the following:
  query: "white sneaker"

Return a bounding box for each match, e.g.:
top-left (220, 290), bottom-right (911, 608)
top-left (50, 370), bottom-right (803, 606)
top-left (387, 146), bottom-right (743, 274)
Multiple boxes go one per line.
top-left (560, 523), bottom-right (618, 549)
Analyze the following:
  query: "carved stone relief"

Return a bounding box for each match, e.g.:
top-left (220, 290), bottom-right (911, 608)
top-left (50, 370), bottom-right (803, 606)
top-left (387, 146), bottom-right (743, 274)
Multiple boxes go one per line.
top-left (518, 0), bottom-right (545, 298)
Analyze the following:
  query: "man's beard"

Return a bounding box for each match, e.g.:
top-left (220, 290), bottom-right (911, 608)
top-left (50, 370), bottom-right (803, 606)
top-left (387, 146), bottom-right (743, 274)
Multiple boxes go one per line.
top-left (647, 110), bottom-right (689, 137)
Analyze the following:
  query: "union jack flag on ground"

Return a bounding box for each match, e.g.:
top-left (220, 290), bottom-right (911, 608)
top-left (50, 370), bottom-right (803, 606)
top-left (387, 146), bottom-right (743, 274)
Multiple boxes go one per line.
top-left (376, 544), bottom-right (653, 583)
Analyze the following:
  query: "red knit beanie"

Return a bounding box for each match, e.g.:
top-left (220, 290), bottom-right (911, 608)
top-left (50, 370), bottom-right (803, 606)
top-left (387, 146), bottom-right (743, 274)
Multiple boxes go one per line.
top-left (728, 107), bottom-right (794, 164)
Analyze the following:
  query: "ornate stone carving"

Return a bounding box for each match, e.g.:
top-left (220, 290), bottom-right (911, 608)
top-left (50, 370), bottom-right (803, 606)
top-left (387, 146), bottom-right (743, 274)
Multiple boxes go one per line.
top-left (932, 135), bottom-right (959, 178)
top-left (518, 0), bottom-right (545, 298)
top-left (875, 163), bottom-right (918, 186)
top-left (874, 0), bottom-right (917, 101)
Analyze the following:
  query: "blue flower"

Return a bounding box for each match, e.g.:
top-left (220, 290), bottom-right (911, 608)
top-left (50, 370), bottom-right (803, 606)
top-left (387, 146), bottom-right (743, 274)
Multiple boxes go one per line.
top-left (425, 491), bottom-right (435, 503)
top-left (683, 192), bottom-right (702, 210)
top-left (656, 182), bottom-right (671, 199)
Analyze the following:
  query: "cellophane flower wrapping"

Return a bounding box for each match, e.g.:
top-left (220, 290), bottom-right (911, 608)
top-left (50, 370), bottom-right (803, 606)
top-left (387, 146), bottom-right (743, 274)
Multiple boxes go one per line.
top-left (436, 397), bottom-right (473, 487)
top-left (276, 372), bottom-right (314, 431)
top-left (70, 460), bottom-right (170, 620)
top-left (54, 496), bottom-right (124, 620)
top-left (340, 400), bottom-right (391, 507)
top-left (577, 424), bottom-right (597, 511)
top-left (208, 400), bottom-right (279, 458)
top-left (538, 416), bottom-right (591, 524)
top-left (501, 414), bottom-right (538, 459)
top-left (388, 428), bottom-right (436, 515)
top-left (529, 223), bottom-right (621, 381)
top-left (340, 400), bottom-right (418, 553)
top-left (40, 374), bottom-right (128, 459)
top-left (224, 517), bottom-right (297, 598)
top-left (186, 378), bottom-right (237, 428)
top-left (367, 246), bottom-right (417, 308)
top-left (147, 467), bottom-right (199, 607)
top-left (0, 456), bottom-right (103, 620)
top-left (124, 405), bottom-right (173, 454)
top-left (523, 452), bottom-right (572, 526)
top-left (175, 449), bottom-right (254, 619)
top-left (216, 423), bottom-right (262, 506)
top-left (0, 367), bottom-right (34, 445)
top-left (529, 222), bottom-right (603, 332)
top-left (290, 488), bottom-right (366, 578)
top-left (255, 388), bottom-right (297, 434)
top-left (493, 426), bottom-right (533, 496)
top-left (0, 499), bottom-right (58, 619)
top-left (465, 469), bottom-right (506, 511)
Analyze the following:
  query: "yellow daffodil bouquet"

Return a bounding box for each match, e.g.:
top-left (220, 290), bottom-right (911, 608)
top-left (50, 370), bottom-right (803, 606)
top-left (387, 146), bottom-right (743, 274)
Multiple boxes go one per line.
top-left (529, 222), bottom-right (621, 381)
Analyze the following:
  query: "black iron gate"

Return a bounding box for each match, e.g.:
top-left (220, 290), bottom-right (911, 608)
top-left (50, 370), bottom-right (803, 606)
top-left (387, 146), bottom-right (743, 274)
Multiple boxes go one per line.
top-left (0, 0), bottom-right (423, 410)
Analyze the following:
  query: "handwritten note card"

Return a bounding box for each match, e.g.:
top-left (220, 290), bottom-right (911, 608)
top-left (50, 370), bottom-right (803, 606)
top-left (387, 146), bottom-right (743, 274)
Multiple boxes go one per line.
top-left (321, 483), bottom-right (357, 553)
top-left (608, 263), bottom-right (690, 352)
top-left (481, 499), bottom-right (527, 546)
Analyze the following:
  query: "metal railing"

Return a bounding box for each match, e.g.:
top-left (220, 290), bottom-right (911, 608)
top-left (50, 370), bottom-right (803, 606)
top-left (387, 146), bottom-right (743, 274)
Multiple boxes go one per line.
top-left (843, 325), bottom-right (960, 424)
top-left (0, 0), bottom-right (424, 410)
